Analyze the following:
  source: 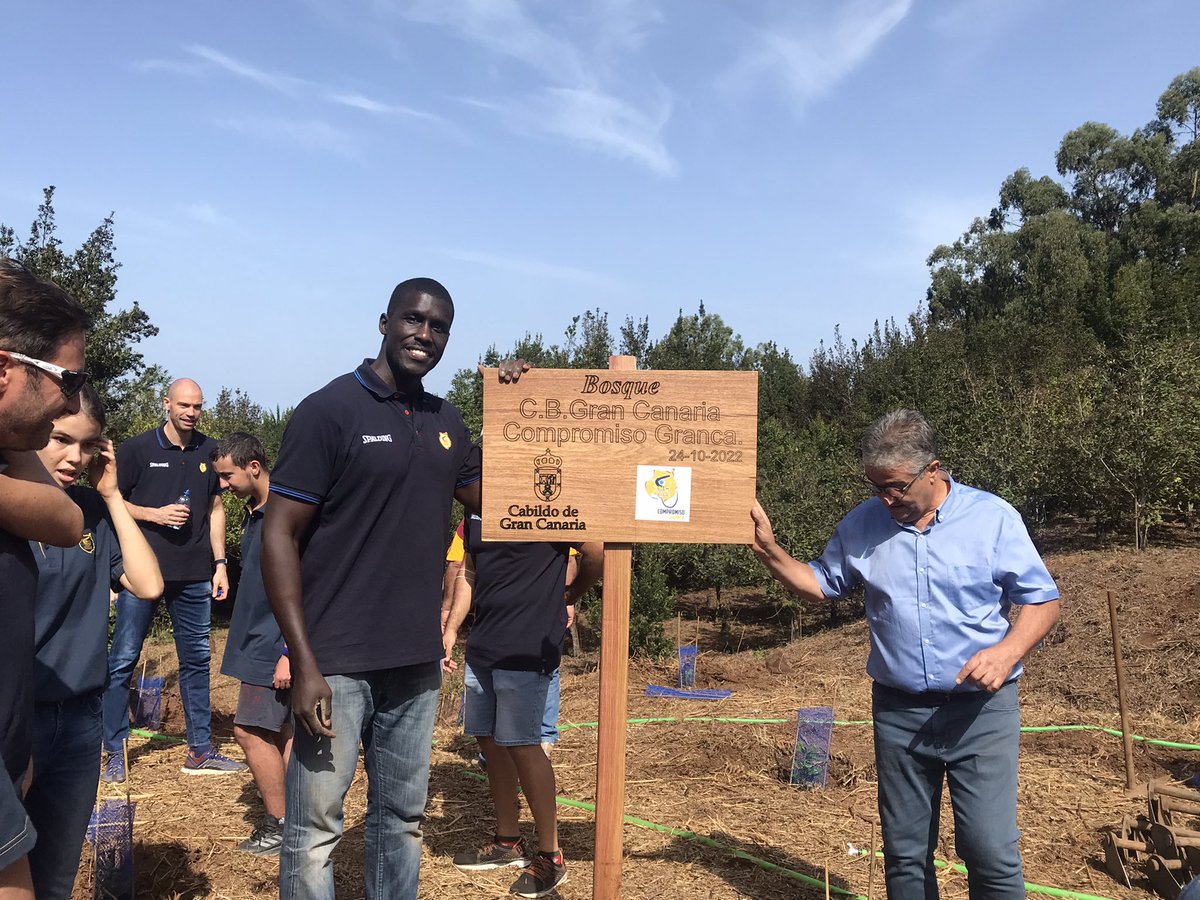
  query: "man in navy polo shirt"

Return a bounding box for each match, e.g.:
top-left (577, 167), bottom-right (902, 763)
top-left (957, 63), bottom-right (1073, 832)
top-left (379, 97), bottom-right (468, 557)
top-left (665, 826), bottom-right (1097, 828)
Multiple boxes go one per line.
top-left (263, 277), bottom-right (494, 900)
top-left (101, 378), bottom-right (247, 781)
top-left (751, 410), bottom-right (1060, 899)
top-left (0, 257), bottom-right (92, 900)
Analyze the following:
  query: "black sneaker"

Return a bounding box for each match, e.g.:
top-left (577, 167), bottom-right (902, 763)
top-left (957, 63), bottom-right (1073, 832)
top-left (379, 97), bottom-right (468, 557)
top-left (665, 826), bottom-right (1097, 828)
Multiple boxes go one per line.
top-left (453, 838), bottom-right (529, 871)
top-left (509, 851), bottom-right (566, 897)
top-left (238, 816), bottom-right (284, 856)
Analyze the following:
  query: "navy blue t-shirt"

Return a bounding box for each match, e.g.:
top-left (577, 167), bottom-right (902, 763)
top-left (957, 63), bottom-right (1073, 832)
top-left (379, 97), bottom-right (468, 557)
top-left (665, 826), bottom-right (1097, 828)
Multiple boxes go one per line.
top-left (32, 487), bottom-right (125, 702)
top-left (116, 426), bottom-right (220, 583)
top-left (463, 515), bottom-right (571, 674)
top-left (269, 362), bottom-right (480, 674)
top-left (220, 501), bottom-right (283, 687)
top-left (0, 527), bottom-right (39, 782)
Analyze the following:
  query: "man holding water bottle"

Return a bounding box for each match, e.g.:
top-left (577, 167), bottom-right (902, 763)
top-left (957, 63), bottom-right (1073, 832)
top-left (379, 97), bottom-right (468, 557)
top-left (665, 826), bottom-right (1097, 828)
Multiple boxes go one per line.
top-left (101, 378), bottom-right (245, 780)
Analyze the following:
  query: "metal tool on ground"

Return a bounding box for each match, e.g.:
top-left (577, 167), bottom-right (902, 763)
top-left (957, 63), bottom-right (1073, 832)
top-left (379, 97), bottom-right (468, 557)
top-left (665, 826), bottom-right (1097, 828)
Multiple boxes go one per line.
top-left (1103, 779), bottom-right (1200, 897)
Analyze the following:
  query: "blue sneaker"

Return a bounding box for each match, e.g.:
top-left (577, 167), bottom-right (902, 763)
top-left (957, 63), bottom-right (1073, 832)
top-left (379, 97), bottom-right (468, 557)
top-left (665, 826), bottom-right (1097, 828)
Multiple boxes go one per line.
top-left (180, 746), bottom-right (248, 775)
top-left (101, 752), bottom-right (126, 784)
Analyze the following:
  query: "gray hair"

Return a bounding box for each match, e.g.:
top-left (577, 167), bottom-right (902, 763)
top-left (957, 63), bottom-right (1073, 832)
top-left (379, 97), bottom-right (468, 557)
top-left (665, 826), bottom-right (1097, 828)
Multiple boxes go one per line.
top-left (860, 409), bottom-right (938, 472)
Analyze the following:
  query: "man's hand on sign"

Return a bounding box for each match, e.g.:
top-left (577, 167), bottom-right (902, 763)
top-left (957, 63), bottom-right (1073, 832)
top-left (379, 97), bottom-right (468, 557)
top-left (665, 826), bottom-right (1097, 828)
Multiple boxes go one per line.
top-left (496, 358), bottom-right (531, 383)
top-left (750, 500), bottom-right (778, 560)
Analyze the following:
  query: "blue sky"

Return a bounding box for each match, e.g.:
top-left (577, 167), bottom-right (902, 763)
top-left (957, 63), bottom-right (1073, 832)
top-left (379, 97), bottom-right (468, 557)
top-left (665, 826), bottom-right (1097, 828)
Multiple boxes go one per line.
top-left (2, 1), bottom-right (1197, 409)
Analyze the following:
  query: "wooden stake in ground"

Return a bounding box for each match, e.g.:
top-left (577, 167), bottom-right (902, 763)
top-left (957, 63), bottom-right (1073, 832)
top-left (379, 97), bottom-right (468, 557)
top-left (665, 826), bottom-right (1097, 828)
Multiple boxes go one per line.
top-left (1106, 590), bottom-right (1137, 791)
top-left (676, 613), bottom-right (681, 652)
top-left (593, 355), bottom-right (637, 900)
top-left (868, 822), bottom-right (877, 900)
top-left (823, 856), bottom-right (830, 900)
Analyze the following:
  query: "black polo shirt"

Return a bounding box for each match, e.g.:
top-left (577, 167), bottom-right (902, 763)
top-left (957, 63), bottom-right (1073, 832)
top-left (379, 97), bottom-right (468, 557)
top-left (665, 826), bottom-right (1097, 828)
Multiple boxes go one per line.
top-left (33, 487), bottom-right (125, 702)
top-left (269, 361), bottom-right (480, 674)
top-left (0, 527), bottom-right (39, 783)
top-left (463, 514), bottom-right (571, 674)
top-left (220, 501), bottom-right (283, 687)
top-left (117, 426), bottom-right (221, 583)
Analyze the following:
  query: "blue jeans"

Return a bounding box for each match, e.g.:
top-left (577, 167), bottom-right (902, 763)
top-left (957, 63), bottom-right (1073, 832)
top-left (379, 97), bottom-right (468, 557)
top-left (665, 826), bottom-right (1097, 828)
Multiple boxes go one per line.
top-left (872, 680), bottom-right (1024, 900)
top-left (464, 664), bottom-right (551, 746)
top-left (280, 663), bottom-right (441, 900)
top-left (103, 582), bottom-right (213, 753)
top-left (541, 667), bottom-right (560, 744)
top-left (25, 694), bottom-right (102, 900)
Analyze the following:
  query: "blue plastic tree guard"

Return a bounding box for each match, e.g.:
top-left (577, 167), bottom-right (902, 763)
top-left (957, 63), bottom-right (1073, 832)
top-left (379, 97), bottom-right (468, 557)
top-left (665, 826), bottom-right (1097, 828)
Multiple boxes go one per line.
top-left (128, 675), bottom-right (164, 730)
top-left (677, 644), bottom-right (698, 688)
top-left (88, 798), bottom-right (135, 900)
top-left (791, 706), bottom-right (834, 790)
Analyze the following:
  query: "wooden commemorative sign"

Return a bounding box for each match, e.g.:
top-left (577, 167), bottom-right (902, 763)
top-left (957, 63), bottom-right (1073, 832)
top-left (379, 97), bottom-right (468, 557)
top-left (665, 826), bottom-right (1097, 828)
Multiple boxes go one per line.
top-left (480, 368), bottom-right (757, 544)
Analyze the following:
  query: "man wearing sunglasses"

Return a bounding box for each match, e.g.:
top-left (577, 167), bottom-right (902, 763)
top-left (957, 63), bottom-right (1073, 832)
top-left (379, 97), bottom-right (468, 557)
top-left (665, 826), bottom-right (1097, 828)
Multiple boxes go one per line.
top-left (0, 257), bottom-right (92, 900)
top-left (751, 409), bottom-right (1059, 900)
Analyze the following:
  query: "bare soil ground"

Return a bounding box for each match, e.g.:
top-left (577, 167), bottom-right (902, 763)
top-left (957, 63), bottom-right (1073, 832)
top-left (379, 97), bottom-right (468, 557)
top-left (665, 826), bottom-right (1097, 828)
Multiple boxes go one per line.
top-left (72, 544), bottom-right (1199, 899)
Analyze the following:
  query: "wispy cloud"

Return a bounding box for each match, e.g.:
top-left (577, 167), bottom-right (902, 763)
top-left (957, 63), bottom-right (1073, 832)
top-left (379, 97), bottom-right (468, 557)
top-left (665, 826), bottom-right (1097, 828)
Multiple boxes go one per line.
top-left (384, 0), bottom-right (677, 175)
top-left (466, 86), bottom-right (676, 176)
top-left (214, 116), bottom-right (360, 159)
top-left (435, 247), bottom-right (619, 288)
top-left (184, 44), bottom-right (308, 95)
top-left (720, 0), bottom-right (912, 111)
top-left (136, 44), bottom-right (446, 137)
top-left (324, 91), bottom-right (443, 124)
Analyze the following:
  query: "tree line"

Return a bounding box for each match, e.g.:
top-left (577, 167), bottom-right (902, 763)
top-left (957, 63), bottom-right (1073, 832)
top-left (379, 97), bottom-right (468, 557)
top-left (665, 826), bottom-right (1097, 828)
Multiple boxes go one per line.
top-left (6, 69), bottom-right (1199, 654)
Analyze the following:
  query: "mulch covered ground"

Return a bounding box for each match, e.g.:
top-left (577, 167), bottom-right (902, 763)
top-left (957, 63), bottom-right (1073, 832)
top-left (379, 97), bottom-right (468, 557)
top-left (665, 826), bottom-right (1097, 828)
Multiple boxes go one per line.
top-left (71, 544), bottom-right (1199, 899)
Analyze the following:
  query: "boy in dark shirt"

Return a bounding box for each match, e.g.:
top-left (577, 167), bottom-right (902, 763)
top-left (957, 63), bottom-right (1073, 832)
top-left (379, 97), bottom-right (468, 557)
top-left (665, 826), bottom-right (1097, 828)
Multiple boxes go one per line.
top-left (213, 433), bottom-right (291, 857)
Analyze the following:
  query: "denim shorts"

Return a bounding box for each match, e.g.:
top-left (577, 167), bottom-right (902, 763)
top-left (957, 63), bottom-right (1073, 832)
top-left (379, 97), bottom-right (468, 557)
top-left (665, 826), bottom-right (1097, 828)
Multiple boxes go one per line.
top-left (0, 772), bottom-right (35, 871)
top-left (234, 683), bottom-right (292, 733)
top-left (463, 663), bottom-right (551, 746)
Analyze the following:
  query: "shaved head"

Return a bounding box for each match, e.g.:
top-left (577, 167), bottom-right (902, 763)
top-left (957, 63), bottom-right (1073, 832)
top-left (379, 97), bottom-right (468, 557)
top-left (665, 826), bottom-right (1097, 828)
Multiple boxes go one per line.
top-left (167, 378), bottom-right (203, 402)
top-left (163, 378), bottom-right (204, 442)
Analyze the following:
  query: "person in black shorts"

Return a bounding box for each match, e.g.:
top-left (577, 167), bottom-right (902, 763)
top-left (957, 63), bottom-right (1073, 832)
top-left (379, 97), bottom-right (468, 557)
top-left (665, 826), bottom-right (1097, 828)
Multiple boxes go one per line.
top-left (0, 257), bottom-right (92, 900)
top-left (212, 432), bottom-right (292, 857)
top-left (443, 515), bottom-right (602, 897)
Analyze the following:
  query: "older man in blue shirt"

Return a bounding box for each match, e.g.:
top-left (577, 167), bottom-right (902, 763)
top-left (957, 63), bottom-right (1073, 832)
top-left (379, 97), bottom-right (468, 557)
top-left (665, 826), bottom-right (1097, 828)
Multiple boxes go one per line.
top-left (751, 409), bottom-right (1059, 899)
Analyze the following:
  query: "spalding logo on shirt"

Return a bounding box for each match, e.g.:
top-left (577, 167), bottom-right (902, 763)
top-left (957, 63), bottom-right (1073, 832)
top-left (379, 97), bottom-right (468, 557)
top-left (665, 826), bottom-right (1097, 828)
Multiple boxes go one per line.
top-left (362, 434), bottom-right (393, 444)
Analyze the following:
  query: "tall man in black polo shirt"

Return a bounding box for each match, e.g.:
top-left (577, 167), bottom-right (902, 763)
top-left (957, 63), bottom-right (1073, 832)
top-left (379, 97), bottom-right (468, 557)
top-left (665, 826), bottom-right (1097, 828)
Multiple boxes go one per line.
top-left (101, 378), bottom-right (247, 780)
top-left (263, 278), bottom-right (488, 900)
top-left (0, 257), bottom-right (92, 900)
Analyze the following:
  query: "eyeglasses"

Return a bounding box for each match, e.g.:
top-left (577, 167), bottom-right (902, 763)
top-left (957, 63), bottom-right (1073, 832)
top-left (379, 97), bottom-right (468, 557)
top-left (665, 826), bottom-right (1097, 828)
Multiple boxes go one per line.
top-left (4, 350), bottom-right (91, 399)
top-left (860, 463), bottom-right (931, 501)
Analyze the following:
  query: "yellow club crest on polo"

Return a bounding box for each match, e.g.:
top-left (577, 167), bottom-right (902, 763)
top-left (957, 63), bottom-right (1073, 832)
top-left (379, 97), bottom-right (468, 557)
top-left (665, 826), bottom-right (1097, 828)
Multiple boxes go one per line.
top-left (439, 432), bottom-right (452, 450)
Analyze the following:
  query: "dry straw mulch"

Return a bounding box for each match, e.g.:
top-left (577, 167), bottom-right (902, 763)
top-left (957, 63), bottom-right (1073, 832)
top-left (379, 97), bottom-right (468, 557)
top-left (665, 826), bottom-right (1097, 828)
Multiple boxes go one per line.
top-left (72, 545), bottom-right (1199, 899)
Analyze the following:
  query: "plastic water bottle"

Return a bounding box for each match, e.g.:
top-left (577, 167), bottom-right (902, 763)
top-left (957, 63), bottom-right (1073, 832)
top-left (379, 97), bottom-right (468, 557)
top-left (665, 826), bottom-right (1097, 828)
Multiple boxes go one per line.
top-left (170, 488), bottom-right (191, 530)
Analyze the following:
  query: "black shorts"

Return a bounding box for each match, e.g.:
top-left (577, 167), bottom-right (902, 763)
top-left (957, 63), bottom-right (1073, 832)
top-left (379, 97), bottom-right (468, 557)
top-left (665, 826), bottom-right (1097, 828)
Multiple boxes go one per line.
top-left (233, 683), bottom-right (292, 734)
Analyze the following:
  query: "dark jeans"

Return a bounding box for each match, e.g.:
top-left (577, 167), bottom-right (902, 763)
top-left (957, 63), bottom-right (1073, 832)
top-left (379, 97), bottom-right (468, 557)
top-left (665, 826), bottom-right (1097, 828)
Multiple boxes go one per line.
top-left (26, 693), bottom-right (102, 900)
top-left (103, 582), bottom-right (213, 753)
top-left (280, 663), bottom-right (441, 900)
top-left (872, 680), bottom-right (1024, 900)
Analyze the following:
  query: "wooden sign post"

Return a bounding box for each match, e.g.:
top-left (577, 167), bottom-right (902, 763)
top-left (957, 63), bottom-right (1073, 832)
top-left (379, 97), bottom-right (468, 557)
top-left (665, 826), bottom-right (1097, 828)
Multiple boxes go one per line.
top-left (481, 359), bottom-right (758, 898)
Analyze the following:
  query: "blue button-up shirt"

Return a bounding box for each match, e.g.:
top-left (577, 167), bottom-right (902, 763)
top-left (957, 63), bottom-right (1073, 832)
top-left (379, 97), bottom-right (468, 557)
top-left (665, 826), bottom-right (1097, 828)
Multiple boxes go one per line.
top-left (810, 477), bottom-right (1058, 693)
